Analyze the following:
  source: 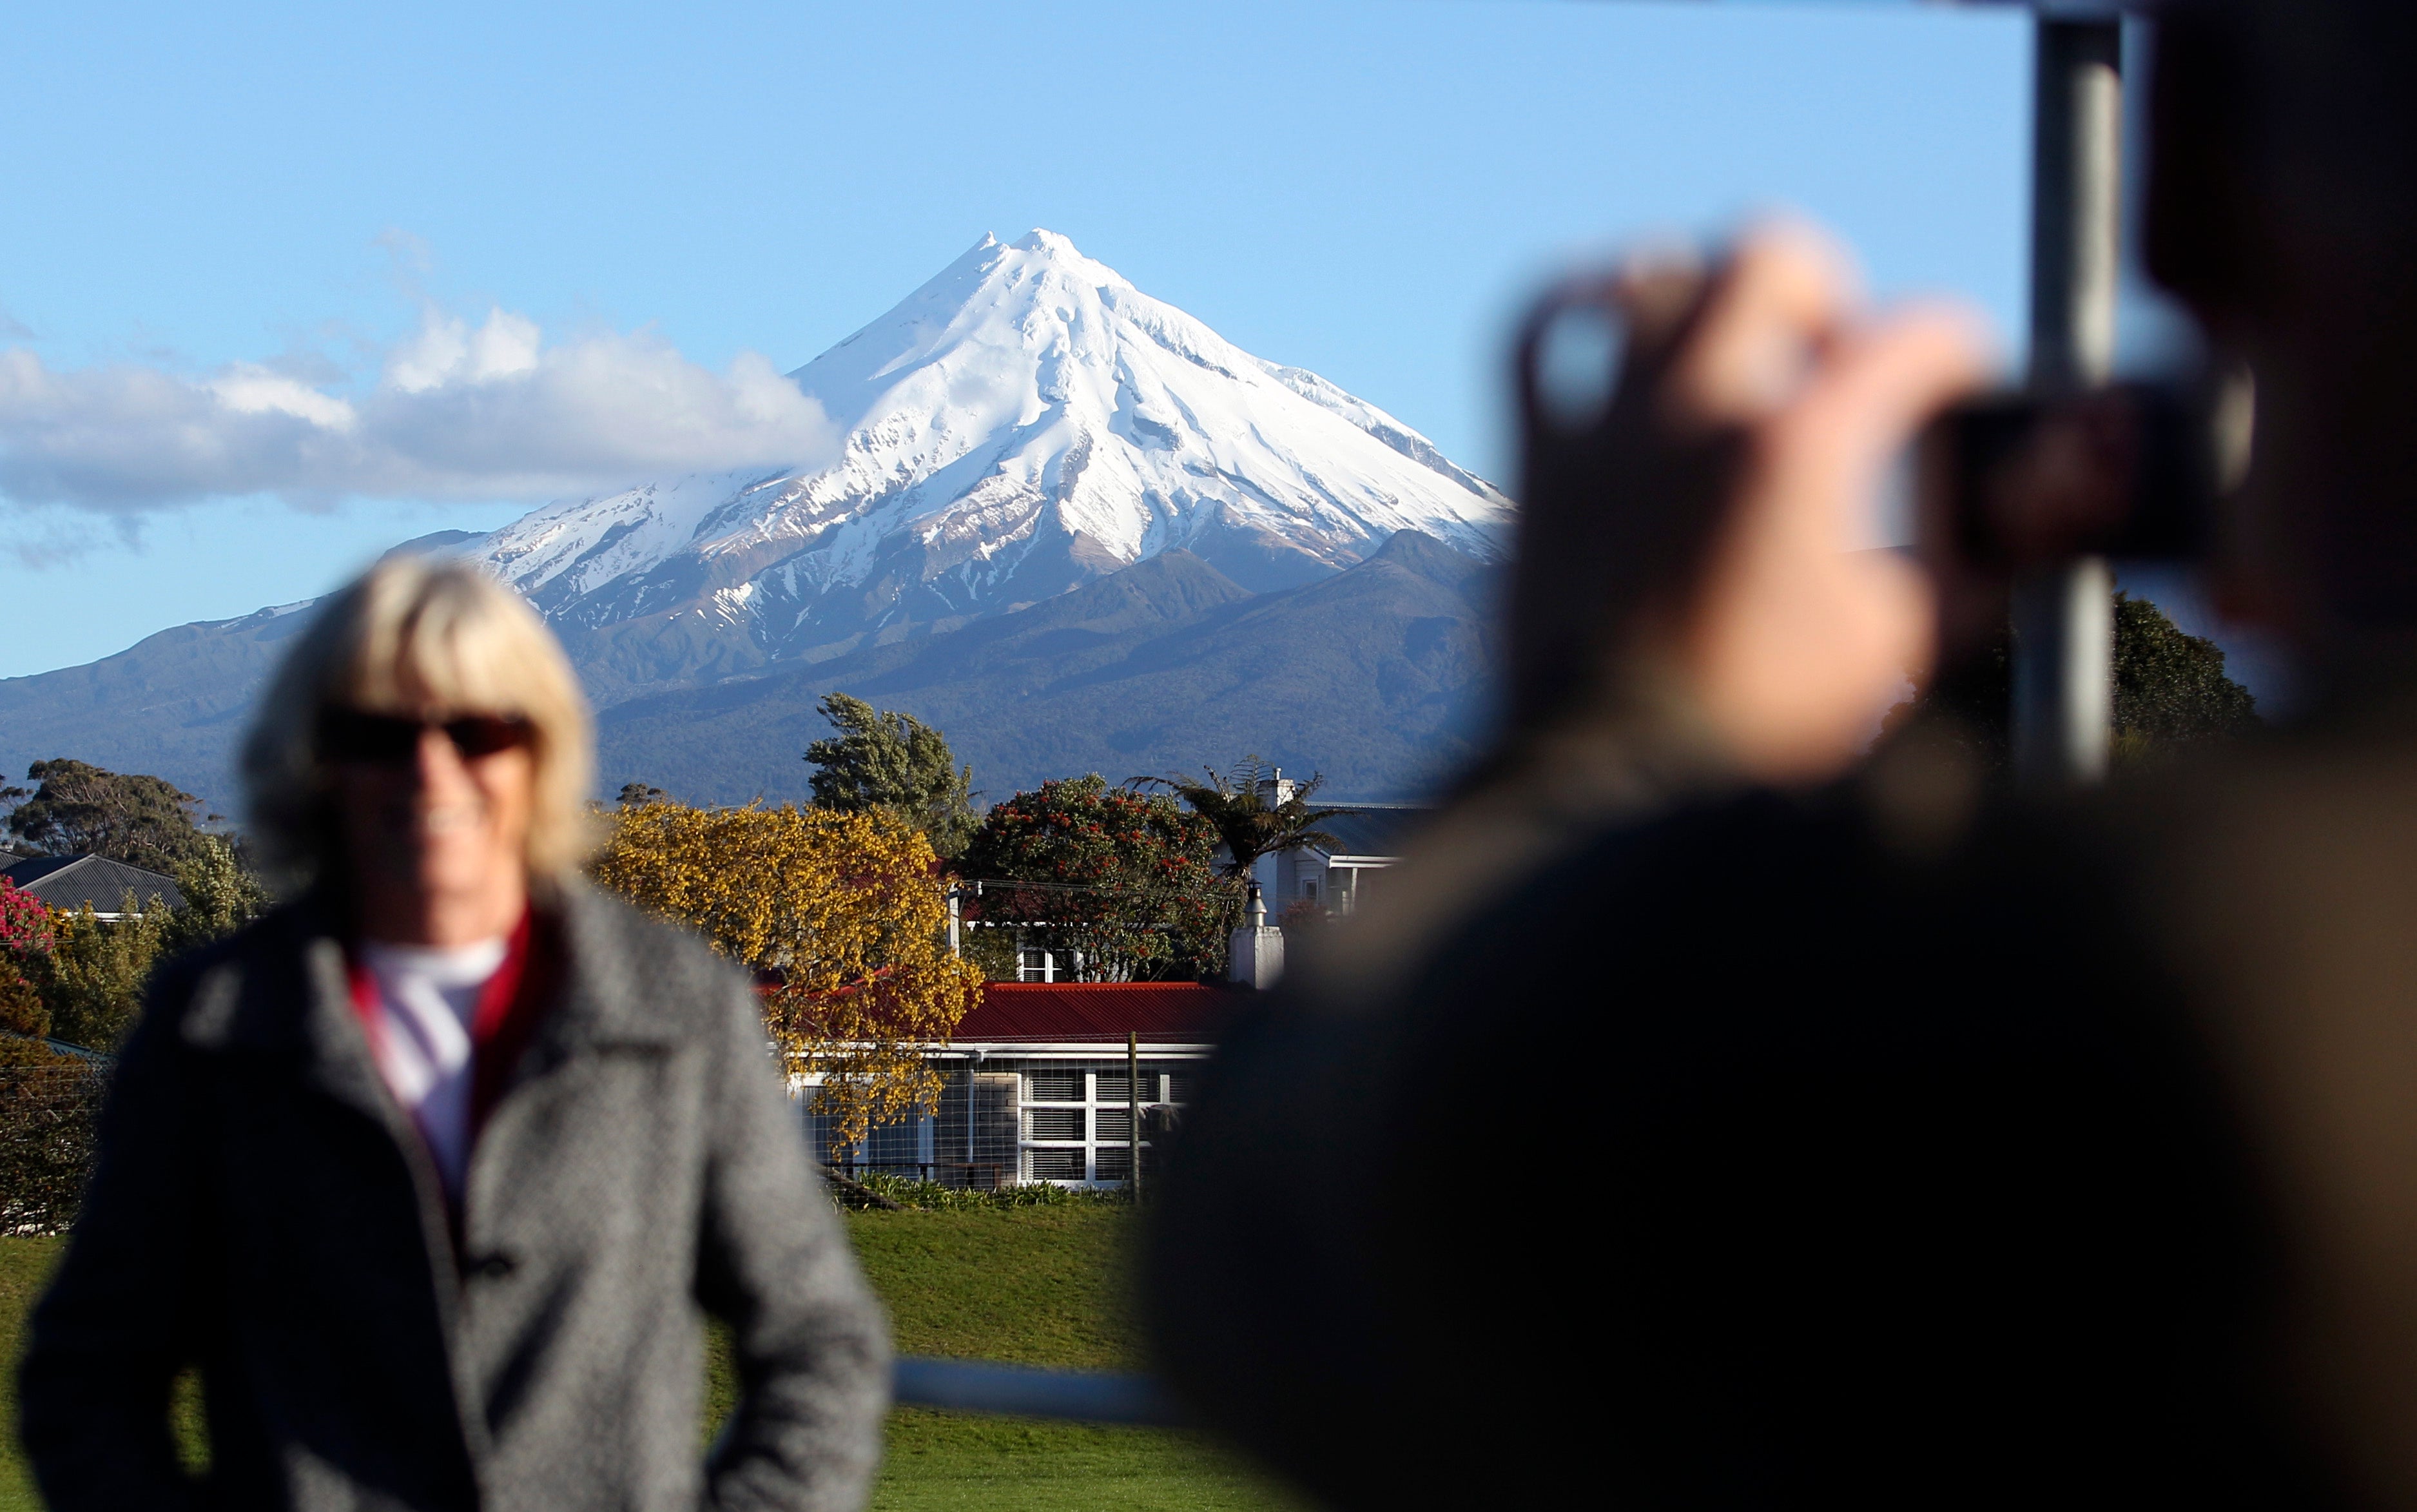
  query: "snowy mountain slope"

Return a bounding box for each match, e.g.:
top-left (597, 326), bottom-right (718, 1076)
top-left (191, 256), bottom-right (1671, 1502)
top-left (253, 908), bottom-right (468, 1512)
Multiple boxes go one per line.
top-left (0, 233), bottom-right (1515, 809)
top-left (474, 230), bottom-right (1511, 697)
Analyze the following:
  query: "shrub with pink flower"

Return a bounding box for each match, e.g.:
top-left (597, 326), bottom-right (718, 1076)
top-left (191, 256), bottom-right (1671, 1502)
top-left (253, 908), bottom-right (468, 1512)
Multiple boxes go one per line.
top-left (0, 879), bottom-right (53, 1038)
top-left (0, 878), bottom-right (52, 959)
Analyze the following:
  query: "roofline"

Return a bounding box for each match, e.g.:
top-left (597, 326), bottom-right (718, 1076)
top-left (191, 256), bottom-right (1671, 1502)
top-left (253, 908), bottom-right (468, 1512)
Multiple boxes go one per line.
top-left (977, 982), bottom-right (1233, 991)
top-left (0, 1031), bottom-right (116, 1064)
top-left (938, 1042), bottom-right (1216, 1054)
top-left (786, 1041), bottom-right (1216, 1059)
top-left (5, 851), bottom-right (180, 881)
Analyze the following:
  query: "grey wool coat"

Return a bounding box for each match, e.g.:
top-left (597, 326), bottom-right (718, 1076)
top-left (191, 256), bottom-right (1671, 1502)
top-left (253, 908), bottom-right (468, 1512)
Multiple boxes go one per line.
top-left (19, 885), bottom-right (891, 1512)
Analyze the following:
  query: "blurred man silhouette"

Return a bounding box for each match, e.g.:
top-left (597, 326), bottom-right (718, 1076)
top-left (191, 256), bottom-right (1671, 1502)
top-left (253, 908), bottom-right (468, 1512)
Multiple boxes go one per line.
top-left (1150, 2), bottom-right (2417, 1506)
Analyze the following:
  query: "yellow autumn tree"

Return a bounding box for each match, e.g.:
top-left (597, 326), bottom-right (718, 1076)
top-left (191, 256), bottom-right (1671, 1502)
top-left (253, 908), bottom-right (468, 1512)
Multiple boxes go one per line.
top-left (590, 800), bottom-right (984, 1154)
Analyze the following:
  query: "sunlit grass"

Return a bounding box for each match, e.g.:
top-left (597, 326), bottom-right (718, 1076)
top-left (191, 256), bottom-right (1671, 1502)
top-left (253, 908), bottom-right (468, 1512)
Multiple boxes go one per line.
top-left (1, 1208), bottom-right (1301, 1511)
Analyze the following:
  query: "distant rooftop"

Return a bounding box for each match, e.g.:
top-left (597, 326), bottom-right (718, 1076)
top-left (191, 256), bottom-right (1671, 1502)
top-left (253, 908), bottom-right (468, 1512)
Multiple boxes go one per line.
top-left (955, 982), bottom-right (1238, 1045)
top-left (1, 853), bottom-right (185, 915)
top-left (1312, 802), bottom-right (1432, 860)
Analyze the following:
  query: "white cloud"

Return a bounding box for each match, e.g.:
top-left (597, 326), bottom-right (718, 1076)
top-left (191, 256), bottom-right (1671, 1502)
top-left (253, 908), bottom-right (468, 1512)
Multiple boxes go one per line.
top-left (0, 306), bottom-right (840, 511)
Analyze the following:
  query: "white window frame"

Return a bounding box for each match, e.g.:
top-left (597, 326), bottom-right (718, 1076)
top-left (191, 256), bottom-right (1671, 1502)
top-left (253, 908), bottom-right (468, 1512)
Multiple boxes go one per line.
top-left (1018, 1069), bottom-right (1178, 1187)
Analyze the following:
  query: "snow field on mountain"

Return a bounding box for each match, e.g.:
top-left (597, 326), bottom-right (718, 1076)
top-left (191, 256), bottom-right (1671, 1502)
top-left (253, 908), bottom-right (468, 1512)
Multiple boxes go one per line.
top-left (473, 229), bottom-right (1511, 653)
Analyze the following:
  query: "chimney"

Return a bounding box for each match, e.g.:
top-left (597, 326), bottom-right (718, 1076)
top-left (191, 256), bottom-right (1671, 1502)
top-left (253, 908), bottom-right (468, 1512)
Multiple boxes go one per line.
top-left (1256, 766), bottom-right (1297, 809)
top-left (1228, 882), bottom-right (1285, 990)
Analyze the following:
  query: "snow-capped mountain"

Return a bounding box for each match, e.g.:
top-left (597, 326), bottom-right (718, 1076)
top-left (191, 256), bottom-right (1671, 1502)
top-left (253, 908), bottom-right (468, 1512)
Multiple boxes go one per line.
top-left (0, 231), bottom-right (1514, 811)
top-left (476, 229), bottom-right (1510, 700)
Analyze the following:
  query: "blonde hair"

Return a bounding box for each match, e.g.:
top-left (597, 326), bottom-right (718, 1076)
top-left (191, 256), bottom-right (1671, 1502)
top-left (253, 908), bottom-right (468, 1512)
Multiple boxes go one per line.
top-left (241, 554), bottom-right (595, 883)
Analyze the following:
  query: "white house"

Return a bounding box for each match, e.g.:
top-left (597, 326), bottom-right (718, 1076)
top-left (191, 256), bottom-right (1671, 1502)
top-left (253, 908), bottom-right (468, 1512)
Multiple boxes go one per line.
top-left (1246, 771), bottom-right (1429, 920)
top-left (795, 981), bottom-right (1225, 1190)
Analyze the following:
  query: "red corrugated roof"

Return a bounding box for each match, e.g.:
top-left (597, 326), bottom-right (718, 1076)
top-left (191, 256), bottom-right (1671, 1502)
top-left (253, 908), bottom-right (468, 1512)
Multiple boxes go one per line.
top-left (955, 982), bottom-right (1236, 1043)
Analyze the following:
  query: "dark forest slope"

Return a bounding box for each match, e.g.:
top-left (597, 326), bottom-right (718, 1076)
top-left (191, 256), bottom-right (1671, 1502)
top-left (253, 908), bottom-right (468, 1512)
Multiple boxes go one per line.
top-left (597, 531), bottom-right (1500, 803)
top-left (0, 532), bottom-right (1501, 812)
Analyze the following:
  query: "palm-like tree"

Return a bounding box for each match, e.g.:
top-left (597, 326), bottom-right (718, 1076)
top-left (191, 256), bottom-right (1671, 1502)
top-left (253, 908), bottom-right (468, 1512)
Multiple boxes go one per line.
top-left (1136, 757), bottom-right (1360, 883)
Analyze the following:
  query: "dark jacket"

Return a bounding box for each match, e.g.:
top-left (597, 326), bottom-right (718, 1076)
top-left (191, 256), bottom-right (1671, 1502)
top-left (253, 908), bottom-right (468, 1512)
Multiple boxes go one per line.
top-left (21, 885), bottom-right (889, 1512)
top-left (1147, 720), bottom-right (2387, 1509)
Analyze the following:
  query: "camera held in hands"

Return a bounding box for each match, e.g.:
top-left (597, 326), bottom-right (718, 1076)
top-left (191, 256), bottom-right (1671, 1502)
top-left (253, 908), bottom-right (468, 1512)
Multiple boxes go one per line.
top-left (1917, 376), bottom-right (2251, 572)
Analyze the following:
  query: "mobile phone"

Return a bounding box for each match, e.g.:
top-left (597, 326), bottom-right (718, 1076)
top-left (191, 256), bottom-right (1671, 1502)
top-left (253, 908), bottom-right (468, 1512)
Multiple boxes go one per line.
top-left (1916, 380), bottom-right (2239, 571)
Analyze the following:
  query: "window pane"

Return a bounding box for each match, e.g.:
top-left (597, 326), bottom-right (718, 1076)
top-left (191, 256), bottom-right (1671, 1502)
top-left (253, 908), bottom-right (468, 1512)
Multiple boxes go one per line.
top-left (1027, 1109), bottom-right (1083, 1141)
top-left (1095, 1109), bottom-right (1134, 1143)
top-left (1096, 1148), bottom-right (1132, 1182)
top-left (1096, 1073), bottom-right (1136, 1103)
top-left (1029, 1149), bottom-right (1086, 1181)
top-left (865, 1118), bottom-right (924, 1168)
top-left (1025, 1071), bottom-right (1080, 1102)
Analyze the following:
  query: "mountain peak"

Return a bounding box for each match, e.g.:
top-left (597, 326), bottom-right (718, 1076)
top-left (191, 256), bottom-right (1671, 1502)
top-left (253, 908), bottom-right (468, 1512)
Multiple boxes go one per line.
top-left (472, 233), bottom-right (1511, 704)
top-left (1007, 227), bottom-right (1084, 258)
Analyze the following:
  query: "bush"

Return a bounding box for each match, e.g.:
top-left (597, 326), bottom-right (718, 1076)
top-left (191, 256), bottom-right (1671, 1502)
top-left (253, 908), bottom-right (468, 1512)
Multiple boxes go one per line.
top-left (960, 775), bottom-right (1238, 982)
top-left (160, 835), bottom-right (269, 958)
top-left (832, 1168), bottom-right (1127, 1213)
top-left (0, 1042), bottom-right (108, 1234)
top-left (30, 901), bottom-right (168, 1052)
top-left (0, 966), bottom-right (48, 1039)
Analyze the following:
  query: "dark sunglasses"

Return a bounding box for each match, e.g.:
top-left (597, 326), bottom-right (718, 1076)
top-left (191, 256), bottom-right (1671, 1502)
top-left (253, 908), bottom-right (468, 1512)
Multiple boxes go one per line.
top-left (317, 708), bottom-right (535, 766)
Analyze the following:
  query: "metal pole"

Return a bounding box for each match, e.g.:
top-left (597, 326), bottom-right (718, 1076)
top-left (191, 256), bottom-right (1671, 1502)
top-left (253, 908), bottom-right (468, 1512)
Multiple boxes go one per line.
top-left (1127, 1030), bottom-right (1142, 1200)
top-left (2015, 17), bottom-right (2123, 784)
top-left (967, 1049), bottom-right (982, 1167)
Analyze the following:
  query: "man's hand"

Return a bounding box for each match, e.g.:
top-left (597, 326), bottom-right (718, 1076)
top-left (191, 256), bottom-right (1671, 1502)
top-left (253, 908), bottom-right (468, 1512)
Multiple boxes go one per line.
top-left (1514, 222), bottom-right (1990, 785)
top-left (1670, 224), bottom-right (1989, 782)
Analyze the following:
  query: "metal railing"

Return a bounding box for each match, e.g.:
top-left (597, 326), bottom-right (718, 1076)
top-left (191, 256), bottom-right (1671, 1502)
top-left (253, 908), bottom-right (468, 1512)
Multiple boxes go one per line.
top-left (891, 1357), bottom-right (1183, 1426)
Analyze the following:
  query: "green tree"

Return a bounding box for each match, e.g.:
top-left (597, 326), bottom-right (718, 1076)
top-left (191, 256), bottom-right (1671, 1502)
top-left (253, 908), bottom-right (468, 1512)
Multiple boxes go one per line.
top-left (1140, 756), bottom-right (1359, 880)
top-left (960, 775), bottom-right (1238, 982)
top-left (1889, 593), bottom-right (2258, 768)
top-left (2111, 592), bottom-right (2260, 748)
top-left (803, 694), bottom-right (979, 859)
top-left (0, 831), bottom-right (267, 1051)
top-left (5, 759), bottom-right (225, 875)
top-left (159, 835), bottom-right (272, 957)
top-left (29, 898), bottom-right (168, 1051)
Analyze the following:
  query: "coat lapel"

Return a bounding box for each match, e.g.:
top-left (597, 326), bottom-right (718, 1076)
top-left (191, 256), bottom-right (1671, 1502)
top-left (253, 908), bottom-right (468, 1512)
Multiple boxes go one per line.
top-left (509, 885), bottom-right (684, 1071)
top-left (271, 893), bottom-right (495, 1459)
top-left (295, 935), bottom-right (400, 1129)
top-left (461, 886), bottom-right (683, 1231)
top-left (189, 898), bottom-right (402, 1138)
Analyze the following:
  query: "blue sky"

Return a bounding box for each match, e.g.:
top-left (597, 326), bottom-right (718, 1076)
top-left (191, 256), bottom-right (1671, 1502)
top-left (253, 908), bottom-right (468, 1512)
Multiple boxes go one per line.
top-left (0, 0), bottom-right (2045, 680)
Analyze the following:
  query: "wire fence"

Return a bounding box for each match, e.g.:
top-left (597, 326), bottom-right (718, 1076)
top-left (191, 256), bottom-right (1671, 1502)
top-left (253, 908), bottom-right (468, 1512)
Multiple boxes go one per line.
top-left (0, 1061), bottom-right (108, 1236)
top-left (802, 1054), bottom-right (1199, 1190)
top-left (0, 1054), bottom-right (1206, 1216)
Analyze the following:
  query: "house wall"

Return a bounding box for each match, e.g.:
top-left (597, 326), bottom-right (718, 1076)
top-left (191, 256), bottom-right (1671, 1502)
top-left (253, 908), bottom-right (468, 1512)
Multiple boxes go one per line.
top-left (1257, 849), bottom-right (1325, 913)
top-left (1257, 849), bottom-right (1393, 918)
top-left (795, 1050), bottom-right (1209, 1188)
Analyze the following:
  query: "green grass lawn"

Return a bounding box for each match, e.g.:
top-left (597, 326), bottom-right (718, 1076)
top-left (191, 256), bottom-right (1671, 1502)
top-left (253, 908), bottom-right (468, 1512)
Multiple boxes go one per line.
top-left (0, 1208), bottom-right (1303, 1511)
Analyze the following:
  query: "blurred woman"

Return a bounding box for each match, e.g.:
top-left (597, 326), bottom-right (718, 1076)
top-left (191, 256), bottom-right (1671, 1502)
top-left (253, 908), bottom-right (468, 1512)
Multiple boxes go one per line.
top-left (21, 556), bottom-right (888, 1511)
